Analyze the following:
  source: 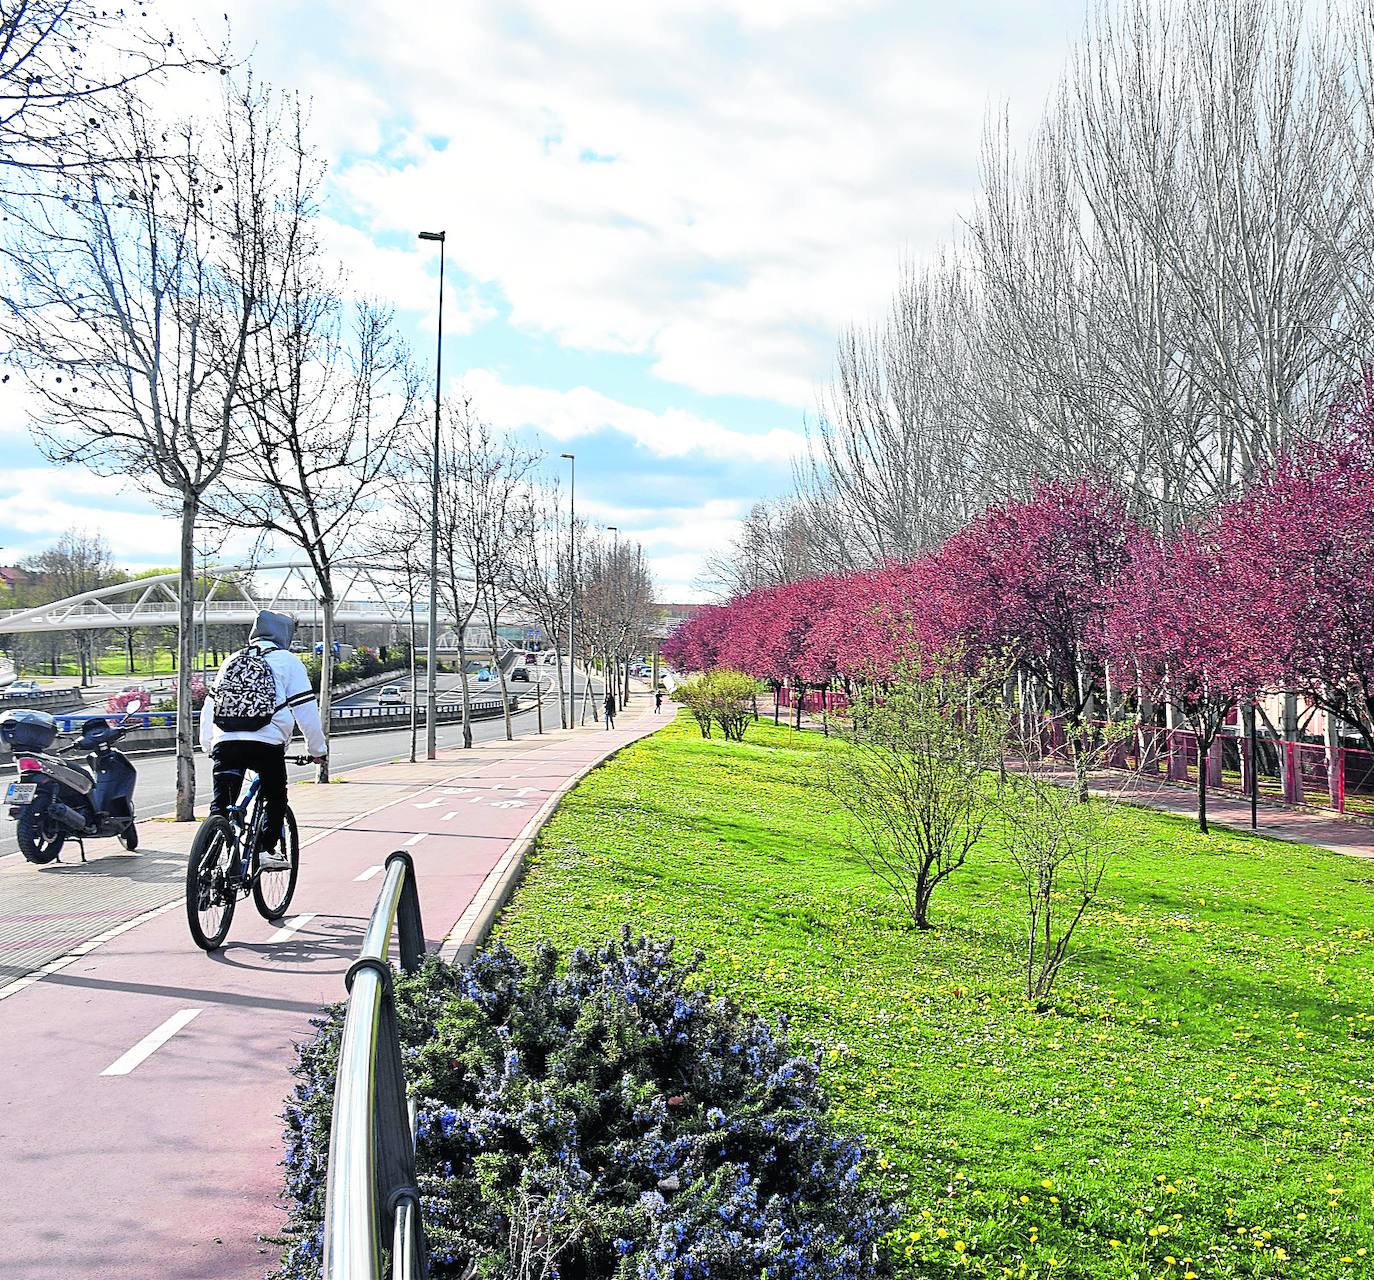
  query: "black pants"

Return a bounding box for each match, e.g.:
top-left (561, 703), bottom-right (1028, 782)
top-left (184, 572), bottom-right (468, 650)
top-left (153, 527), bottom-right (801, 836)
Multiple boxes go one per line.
top-left (211, 741), bottom-right (287, 852)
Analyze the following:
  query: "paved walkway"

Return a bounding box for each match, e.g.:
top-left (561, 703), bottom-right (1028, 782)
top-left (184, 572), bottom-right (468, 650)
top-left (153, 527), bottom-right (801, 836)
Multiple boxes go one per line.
top-left (0, 697), bottom-right (664, 1280)
top-left (1039, 765), bottom-right (1374, 860)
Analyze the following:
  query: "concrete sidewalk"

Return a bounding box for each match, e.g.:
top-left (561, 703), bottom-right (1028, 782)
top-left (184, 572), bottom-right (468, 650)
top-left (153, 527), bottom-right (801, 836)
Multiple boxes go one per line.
top-left (0, 695), bottom-right (663, 1280)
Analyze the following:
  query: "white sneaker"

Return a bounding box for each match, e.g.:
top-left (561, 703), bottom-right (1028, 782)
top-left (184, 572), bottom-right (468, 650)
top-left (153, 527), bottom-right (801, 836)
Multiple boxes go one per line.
top-left (258, 848), bottom-right (291, 871)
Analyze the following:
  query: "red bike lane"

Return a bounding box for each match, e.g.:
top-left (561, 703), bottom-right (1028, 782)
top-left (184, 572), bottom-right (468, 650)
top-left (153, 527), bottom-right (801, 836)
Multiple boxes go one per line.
top-left (0, 716), bottom-right (659, 1279)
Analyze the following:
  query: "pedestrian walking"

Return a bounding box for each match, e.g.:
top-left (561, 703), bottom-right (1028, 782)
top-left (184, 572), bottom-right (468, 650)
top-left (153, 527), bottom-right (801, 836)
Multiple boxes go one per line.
top-left (603, 690), bottom-right (616, 730)
top-left (654, 687), bottom-right (664, 714)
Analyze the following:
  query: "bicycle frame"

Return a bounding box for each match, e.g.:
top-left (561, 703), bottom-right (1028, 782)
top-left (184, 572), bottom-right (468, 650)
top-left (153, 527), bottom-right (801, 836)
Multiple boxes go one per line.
top-left (219, 771), bottom-right (269, 887)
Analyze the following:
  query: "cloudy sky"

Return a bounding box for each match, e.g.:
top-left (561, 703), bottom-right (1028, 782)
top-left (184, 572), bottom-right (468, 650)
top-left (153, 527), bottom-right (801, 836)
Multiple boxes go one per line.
top-left (0, 0), bottom-right (1083, 599)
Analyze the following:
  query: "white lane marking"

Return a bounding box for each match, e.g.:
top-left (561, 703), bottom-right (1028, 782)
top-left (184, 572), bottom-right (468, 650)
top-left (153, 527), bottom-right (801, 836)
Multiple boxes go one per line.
top-left (492, 799), bottom-right (527, 809)
top-left (413, 798), bottom-right (442, 810)
top-left (268, 912), bottom-right (316, 944)
top-left (354, 864), bottom-right (384, 882)
top-left (100, 1008), bottom-right (202, 1076)
top-left (441, 811), bottom-right (457, 821)
top-left (153, 858), bottom-right (182, 866)
top-left (404, 833), bottom-right (427, 847)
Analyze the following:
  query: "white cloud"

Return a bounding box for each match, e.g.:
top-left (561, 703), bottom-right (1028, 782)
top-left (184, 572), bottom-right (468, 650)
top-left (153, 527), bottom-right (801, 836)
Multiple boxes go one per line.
top-left (197, 0), bottom-right (1077, 408)
top-left (460, 369), bottom-right (804, 464)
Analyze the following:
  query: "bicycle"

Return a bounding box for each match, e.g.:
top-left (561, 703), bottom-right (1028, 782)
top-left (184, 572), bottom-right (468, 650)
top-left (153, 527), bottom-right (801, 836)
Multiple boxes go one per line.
top-left (184, 756), bottom-right (312, 952)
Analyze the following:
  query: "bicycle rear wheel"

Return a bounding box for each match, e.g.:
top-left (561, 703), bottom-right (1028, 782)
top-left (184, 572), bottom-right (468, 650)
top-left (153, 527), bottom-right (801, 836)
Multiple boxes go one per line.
top-left (186, 816), bottom-right (237, 951)
top-left (252, 805), bottom-right (299, 921)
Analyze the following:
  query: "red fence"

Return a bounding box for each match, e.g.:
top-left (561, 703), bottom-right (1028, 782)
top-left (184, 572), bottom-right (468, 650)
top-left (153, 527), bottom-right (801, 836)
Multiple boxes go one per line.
top-left (777, 687), bottom-right (849, 715)
top-left (777, 684), bottom-right (1374, 819)
top-left (1037, 716), bottom-right (1374, 818)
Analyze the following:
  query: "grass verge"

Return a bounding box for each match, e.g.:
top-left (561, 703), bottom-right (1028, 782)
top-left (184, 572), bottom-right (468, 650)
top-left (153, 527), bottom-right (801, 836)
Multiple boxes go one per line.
top-left (494, 714), bottom-right (1374, 1280)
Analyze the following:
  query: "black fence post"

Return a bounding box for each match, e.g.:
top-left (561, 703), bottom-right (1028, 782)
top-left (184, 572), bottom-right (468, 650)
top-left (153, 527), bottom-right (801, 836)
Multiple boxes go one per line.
top-left (384, 850), bottom-right (427, 974)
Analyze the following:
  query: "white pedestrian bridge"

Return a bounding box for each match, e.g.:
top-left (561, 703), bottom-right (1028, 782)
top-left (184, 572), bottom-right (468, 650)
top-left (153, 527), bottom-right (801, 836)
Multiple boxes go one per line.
top-left (0, 559), bottom-right (525, 649)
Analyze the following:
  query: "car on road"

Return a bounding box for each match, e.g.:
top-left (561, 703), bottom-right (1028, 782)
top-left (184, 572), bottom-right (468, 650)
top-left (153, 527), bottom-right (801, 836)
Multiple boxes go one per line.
top-left (377, 684), bottom-right (406, 706)
top-left (5, 680), bottom-right (43, 697)
top-left (476, 668), bottom-right (492, 683)
top-left (524, 653), bottom-right (538, 665)
top-left (510, 666), bottom-right (530, 682)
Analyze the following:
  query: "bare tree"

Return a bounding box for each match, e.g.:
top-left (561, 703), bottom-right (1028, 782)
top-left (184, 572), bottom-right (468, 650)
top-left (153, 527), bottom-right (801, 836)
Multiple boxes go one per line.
top-left (205, 192), bottom-right (421, 780)
top-left (512, 481), bottom-right (575, 728)
top-left (699, 497), bottom-right (820, 598)
top-left (21, 527), bottom-right (113, 684)
top-left (793, 0), bottom-right (1373, 566)
top-left (577, 528), bottom-right (657, 711)
top-left (395, 400), bottom-right (535, 748)
top-left (1000, 726), bottom-right (1138, 1007)
top-left (823, 658), bottom-right (1007, 931)
top-left (0, 0), bottom-right (225, 194)
top-left (1, 79), bottom-right (297, 817)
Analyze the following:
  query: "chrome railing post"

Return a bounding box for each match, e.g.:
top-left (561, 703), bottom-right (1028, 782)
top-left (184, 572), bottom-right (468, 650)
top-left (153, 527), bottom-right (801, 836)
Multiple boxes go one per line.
top-left (323, 853), bottom-right (429, 1279)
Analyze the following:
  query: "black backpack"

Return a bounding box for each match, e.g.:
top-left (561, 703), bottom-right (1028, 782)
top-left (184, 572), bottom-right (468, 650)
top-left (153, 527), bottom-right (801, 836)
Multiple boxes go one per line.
top-left (212, 645), bottom-right (282, 731)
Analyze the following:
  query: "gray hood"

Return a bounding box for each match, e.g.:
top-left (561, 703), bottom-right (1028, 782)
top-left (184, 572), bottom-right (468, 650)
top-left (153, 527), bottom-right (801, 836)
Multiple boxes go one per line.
top-left (249, 609), bottom-right (295, 650)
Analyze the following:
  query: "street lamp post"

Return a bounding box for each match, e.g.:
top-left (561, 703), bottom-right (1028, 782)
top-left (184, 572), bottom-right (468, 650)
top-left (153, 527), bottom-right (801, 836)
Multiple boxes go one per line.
top-left (607, 525), bottom-right (618, 709)
top-left (418, 229), bottom-right (446, 760)
top-left (561, 453), bottom-right (576, 729)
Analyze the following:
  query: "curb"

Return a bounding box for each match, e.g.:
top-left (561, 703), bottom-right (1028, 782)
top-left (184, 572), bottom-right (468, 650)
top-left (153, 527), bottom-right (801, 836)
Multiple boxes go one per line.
top-left (440, 712), bottom-right (668, 965)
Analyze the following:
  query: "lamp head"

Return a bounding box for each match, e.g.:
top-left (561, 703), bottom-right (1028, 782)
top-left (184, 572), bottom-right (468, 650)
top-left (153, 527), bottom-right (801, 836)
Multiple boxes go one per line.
top-left (560, 452), bottom-right (574, 460)
top-left (418, 230), bottom-right (446, 242)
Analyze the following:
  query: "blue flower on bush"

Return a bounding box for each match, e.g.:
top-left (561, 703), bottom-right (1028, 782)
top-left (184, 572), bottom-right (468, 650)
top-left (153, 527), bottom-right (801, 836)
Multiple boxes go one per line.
top-left (274, 928), bottom-right (896, 1280)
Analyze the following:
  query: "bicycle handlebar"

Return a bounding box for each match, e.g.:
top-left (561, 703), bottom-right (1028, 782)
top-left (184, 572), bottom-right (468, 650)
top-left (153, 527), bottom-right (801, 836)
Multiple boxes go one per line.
top-left (289, 755), bottom-right (318, 766)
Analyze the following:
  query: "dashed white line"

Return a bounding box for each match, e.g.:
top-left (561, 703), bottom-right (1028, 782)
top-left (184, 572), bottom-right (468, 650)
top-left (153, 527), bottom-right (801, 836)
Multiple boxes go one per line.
top-left (354, 864), bottom-right (384, 882)
top-left (268, 912), bottom-right (316, 944)
top-left (100, 1008), bottom-right (202, 1076)
top-left (441, 811), bottom-right (457, 821)
top-left (404, 833), bottom-right (427, 847)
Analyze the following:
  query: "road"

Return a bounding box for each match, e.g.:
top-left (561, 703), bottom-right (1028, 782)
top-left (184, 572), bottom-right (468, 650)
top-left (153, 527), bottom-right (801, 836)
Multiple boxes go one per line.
top-left (330, 661), bottom-right (561, 707)
top-left (0, 689), bottom-right (662, 1280)
top-left (0, 669), bottom-right (597, 863)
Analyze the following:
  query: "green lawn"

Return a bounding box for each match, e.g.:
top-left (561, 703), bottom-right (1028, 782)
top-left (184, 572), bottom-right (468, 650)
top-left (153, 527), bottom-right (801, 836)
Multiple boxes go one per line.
top-left (15, 650), bottom-right (184, 678)
top-left (494, 715), bottom-right (1374, 1280)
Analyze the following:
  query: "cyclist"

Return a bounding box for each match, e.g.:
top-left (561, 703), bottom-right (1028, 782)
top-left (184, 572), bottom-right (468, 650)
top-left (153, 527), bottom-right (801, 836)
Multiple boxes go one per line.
top-left (199, 609), bottom-right (327, 870)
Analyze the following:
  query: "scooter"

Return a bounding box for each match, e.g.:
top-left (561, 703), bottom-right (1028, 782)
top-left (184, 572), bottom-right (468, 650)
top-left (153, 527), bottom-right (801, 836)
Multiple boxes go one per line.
top-left (1, 708), bottom-right (141, 864)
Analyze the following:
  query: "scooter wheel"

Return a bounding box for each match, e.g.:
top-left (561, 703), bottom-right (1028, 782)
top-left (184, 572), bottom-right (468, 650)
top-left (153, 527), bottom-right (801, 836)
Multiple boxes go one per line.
top-left (119, 823), bottom-right (139, 852)
top-left (17, 807), bottom-right (65, 865)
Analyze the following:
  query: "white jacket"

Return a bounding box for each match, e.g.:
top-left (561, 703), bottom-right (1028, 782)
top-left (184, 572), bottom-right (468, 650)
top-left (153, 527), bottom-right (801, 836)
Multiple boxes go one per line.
top-left (200, 643), bottom-right (328, 757)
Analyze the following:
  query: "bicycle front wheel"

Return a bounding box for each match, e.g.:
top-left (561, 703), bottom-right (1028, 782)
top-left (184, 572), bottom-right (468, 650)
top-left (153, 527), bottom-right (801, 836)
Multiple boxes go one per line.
top-left (252, 805), bottom-right (299, 921)
top-left (186, 816), bottom-right (237, 951)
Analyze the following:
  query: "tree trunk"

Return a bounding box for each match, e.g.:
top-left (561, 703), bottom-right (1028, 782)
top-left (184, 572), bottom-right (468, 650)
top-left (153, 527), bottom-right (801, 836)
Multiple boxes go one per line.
top-left (316, 578), bottom-right (335, 783)
top-left (408, 595), bottom-right (419, 764)
top-left (1196, 731), bottom-right (1210, 833)
top-left (457, 630), bottom-right (473, 748)
top-left (1281, 691), bottom-right (1301, 803)
top-left (580, 660), bottom-right (594, 724)
top-left (553, 640), bottom-right (567, 729)
top-left (489, 609), bottom-right (514, 741)
top-left (175, 496), bottom-right (198, 821)
top-left (125, 628), bottom-right (135, 676)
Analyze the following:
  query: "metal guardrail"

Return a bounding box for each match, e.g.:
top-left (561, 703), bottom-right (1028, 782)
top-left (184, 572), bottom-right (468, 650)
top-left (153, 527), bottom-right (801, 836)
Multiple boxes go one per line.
top-left (324, 850), bottom-right (429, 1279)
top-left (332, 695), bottom-right (517, 721)
top-left (0, 687), bottom-right (75, 703)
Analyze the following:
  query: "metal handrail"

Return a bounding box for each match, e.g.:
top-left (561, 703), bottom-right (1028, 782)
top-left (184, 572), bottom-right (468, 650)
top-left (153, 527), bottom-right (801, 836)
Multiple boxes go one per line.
top-left (323, 850), bottom-right (428, 1279)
